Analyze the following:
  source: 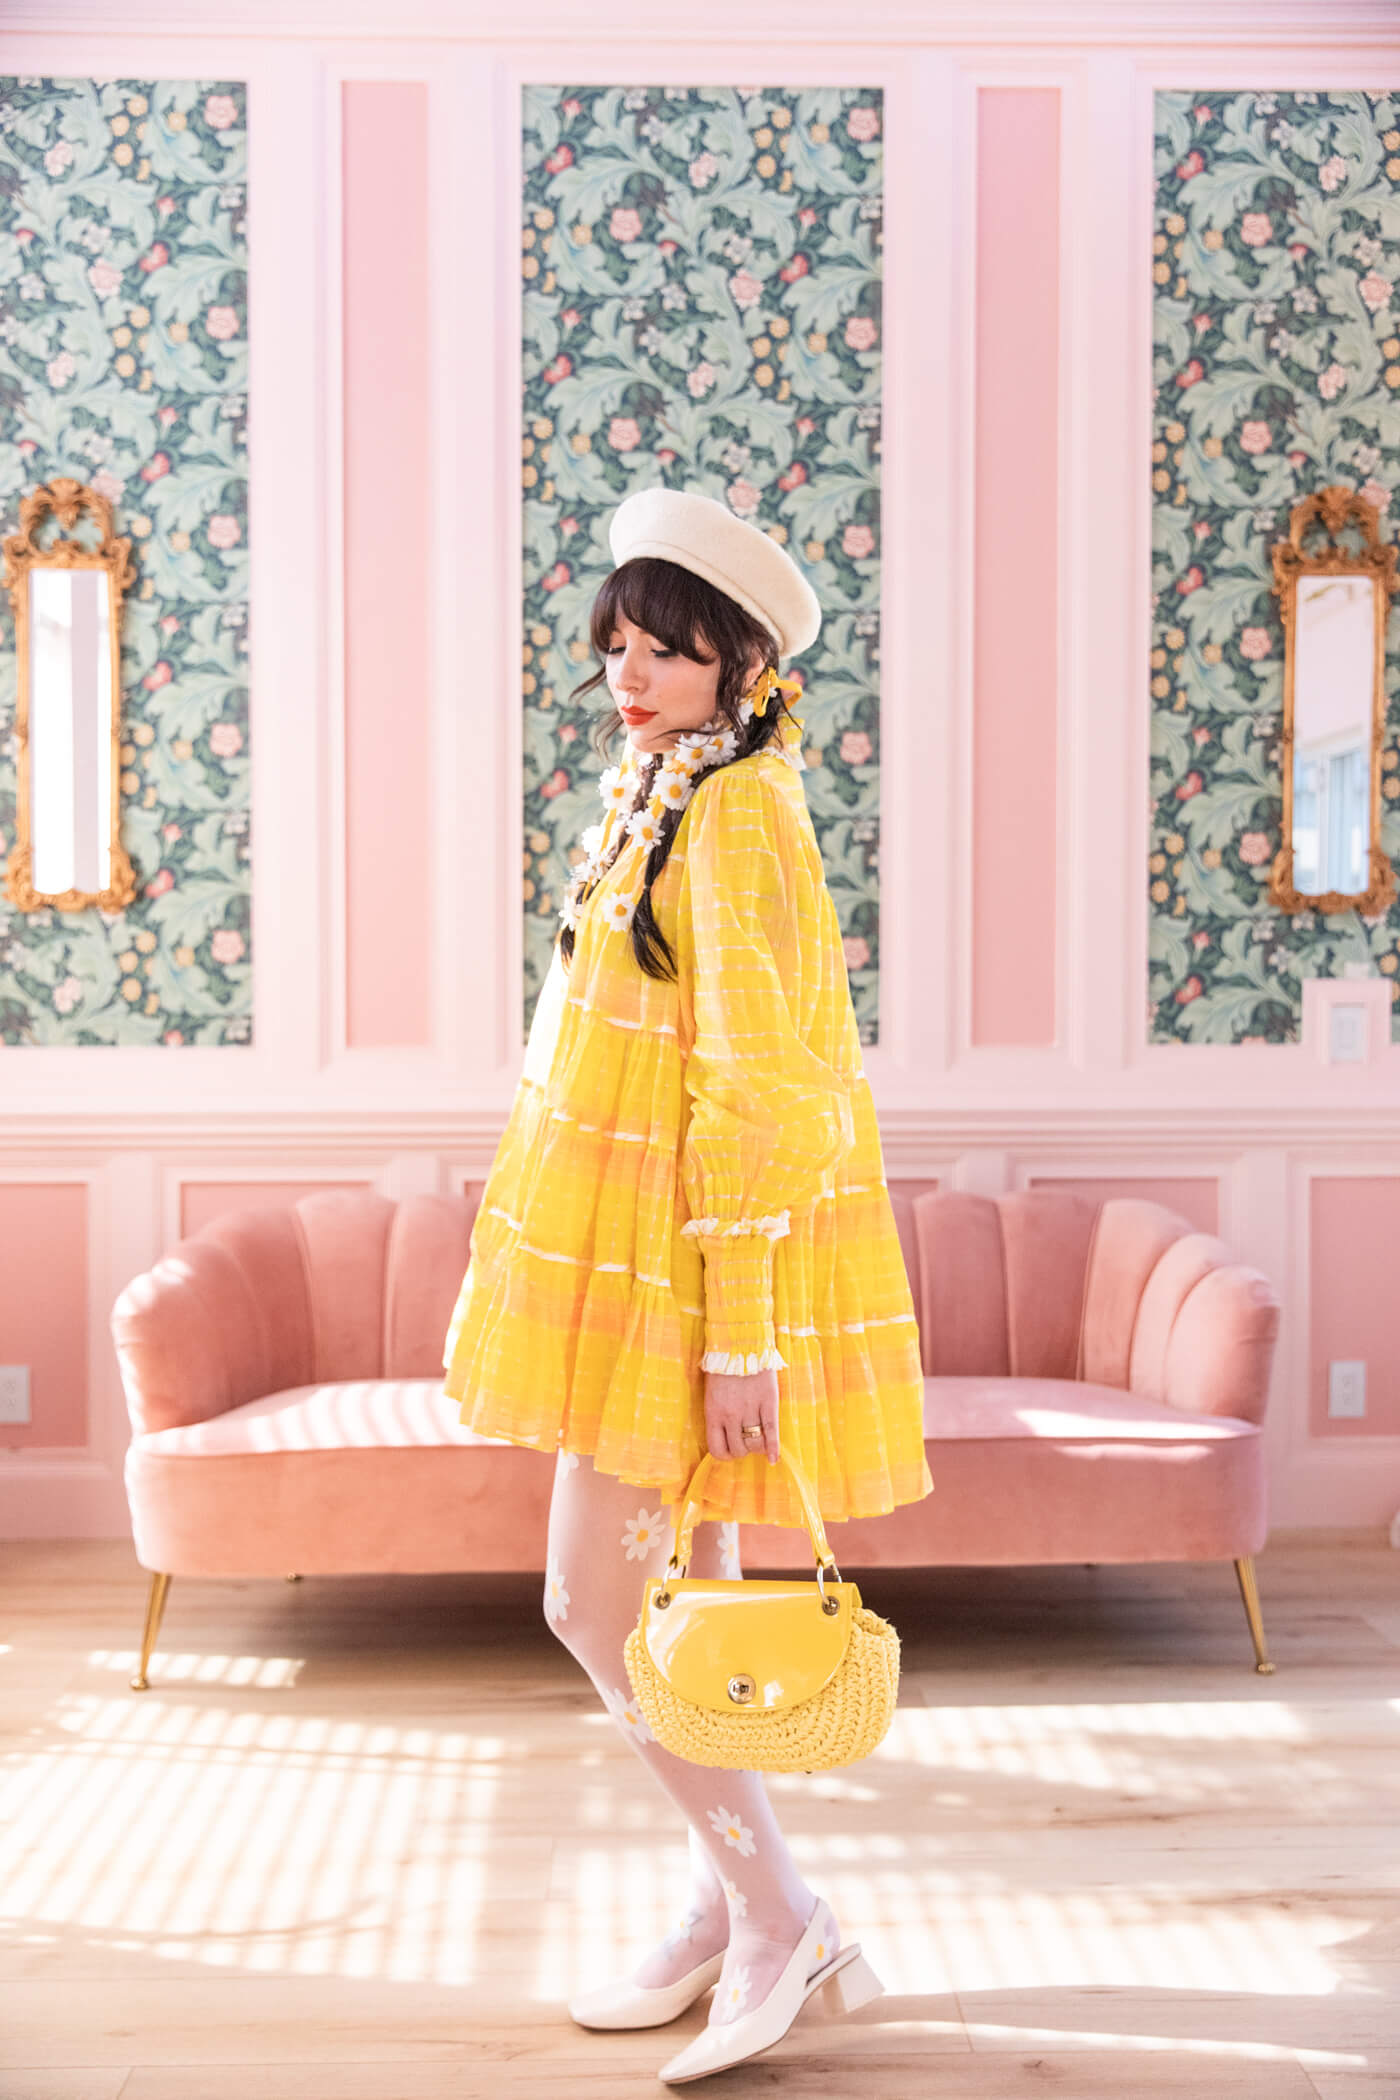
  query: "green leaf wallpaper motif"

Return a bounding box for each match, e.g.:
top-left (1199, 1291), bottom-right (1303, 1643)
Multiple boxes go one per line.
top-left (0, 76), bottom-right (248, 1046)
top-left (520, 85), bottom-right (883, 1043)
top-left (1151, 89), bottom-right (1400, 1044)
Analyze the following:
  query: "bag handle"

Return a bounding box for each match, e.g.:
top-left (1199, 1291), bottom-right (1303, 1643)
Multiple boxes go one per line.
top-left (667, 1447), bottom-right (836, 1577)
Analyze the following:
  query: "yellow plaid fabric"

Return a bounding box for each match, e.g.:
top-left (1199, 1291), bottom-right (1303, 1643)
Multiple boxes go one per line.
top-left (442, 747), bottom-right (933, 1529)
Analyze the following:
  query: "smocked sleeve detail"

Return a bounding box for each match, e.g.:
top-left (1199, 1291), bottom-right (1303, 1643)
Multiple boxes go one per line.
top-left (674, 762), bottom-right (857, 1373)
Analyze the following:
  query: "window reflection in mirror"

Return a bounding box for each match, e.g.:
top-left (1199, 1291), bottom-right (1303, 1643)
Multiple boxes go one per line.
top-left (29, 565), bottom-right (114, 898)
top-left (1290, 574), bottom-right (1375, 898)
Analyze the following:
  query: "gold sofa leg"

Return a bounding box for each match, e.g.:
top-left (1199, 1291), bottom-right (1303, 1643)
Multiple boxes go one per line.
top-left (1234, 1556), bottom-right (1275, 1674)
top-left (131, 1571), bottom-right (171, 1692)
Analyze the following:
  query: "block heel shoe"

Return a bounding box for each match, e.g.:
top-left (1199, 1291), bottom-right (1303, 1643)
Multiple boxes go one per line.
top-left (811, 1945), bottom-right (885, 2017)
top-left (658, 1898), bottom-right (885, 2084)
top-left (568, 1948), bottom-right (725, 2030)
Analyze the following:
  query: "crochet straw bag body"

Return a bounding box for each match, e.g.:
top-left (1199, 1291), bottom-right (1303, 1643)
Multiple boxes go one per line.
top-left (623, 1449), bottom-right (900, 1773)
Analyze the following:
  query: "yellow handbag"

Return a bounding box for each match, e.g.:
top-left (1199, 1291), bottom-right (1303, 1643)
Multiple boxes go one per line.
top-left (623, 1448), bottom-right (901, 1774)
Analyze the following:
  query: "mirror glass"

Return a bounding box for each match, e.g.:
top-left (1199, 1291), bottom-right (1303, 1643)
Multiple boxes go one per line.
top-left (1290, 572), bottom-right (1375, 898)
top-left (28, 566), bottom-right (113, 898)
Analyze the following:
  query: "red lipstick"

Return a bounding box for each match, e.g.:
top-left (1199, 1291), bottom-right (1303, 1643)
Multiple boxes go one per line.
top-left (619, 705), bottom-right (656, 723)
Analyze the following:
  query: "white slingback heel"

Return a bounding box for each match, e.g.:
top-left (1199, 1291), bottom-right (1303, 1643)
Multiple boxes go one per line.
top-left (568, 1947), bottom-right (725, 2030)
top-left (658, 1897), bottom-right (885, 2084)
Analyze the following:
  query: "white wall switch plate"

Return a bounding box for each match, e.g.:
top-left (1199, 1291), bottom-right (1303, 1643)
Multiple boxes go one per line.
top-left (1302, 977), bottom-right (1391, 1065)
top-left (1327, 1360), bottom-right (1367, 1420)
top-left (0, 1365), bottom-right (31, 1425)
top-left (1327, 1003), bottom-right (1369, 1063)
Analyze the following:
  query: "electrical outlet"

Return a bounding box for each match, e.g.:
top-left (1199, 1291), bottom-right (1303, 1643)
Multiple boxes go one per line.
top-left (0, 1365), bottom-right (31, 1425)
top-left (1328, 1360), bottom-right (1367, 1420)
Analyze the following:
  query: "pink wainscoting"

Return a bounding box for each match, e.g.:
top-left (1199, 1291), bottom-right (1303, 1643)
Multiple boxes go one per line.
top-left (0, 1184), bottom-right (88, 1449)
top-left (1026, 1177), bottom-right (1220, 1238)
top-left (341, 80), bottom-right (433, 1050)
top-left (971, 86), bottom-right (1060, 1049)
top-left (1308, 1177), bottom-right (1400, 1440)
top-left (180, 1182), bottom-right (376, 1241)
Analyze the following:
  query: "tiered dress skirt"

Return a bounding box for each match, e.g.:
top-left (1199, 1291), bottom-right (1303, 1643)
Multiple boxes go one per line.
top-left (441, 749), bottom-right (934, 1531)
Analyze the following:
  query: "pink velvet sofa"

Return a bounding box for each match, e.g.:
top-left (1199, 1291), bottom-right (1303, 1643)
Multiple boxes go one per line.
top-left (111, 1186), bottom-right (1282, 1690)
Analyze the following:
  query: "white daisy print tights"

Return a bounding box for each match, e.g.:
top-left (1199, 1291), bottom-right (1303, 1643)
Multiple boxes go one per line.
top-left (546, 1449), bottom-right (837, 2024)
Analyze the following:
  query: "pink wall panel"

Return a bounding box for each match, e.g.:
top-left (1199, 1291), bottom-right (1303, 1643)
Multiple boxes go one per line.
top-left (1026, 1176), bottom-right (1220, 1238)
top-left (341, 80), bottom-right (432, 1049)
top-left (180, 1180), bottom-right (375, 1241)
top-left (1308, 1177), bottom-right (1400, 1439)
top-left (0, 1185), bottom-right (88, 1448)
top-left (971, 87), bottom-right (1060, 1048)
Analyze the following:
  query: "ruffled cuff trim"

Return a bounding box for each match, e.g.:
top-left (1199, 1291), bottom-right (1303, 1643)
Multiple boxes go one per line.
top-left (680, 1211), bottom-right (791, 1241)
top-left (699, 1346), bottom-right (788, 1374)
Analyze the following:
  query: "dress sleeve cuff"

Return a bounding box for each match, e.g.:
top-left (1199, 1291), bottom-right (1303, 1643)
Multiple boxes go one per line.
top-left (691, 1232), bottom-right (783, 1372)
top-left (700, 1345), bottom-right (788, 1374)
top-left (679, 1210), bottom-right (791, 1241)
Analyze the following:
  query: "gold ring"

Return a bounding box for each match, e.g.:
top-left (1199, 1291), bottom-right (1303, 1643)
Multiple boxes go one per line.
top-left (741, 1424), bottom-right (763, 1438)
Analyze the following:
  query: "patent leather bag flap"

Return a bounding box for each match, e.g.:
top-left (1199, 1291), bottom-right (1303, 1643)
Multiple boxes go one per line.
top-left (639, 1575), bottom-right (859, 1713)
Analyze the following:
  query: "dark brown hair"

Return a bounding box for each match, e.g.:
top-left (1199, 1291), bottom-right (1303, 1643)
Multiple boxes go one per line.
top-left (559, 556), bottom-right (799, 982)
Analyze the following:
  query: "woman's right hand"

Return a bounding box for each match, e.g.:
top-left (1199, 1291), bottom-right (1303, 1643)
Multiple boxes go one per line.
top-left (703, 1365), bottom-right (780, 1464)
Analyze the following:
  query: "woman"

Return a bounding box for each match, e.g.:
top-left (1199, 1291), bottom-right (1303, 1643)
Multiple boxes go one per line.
top-left (442, 486), bottom-right (933, 2083)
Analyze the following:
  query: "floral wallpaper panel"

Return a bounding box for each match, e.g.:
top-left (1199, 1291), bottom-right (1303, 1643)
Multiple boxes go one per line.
top-left (0, 76), bottom-right (249, 1046)
top-left (519, 85), bottom-right (884, 1043)
top-left (1151, 89), bottom-right (1400, 1044)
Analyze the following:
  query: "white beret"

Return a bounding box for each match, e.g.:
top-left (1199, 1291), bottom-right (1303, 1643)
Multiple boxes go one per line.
top-left (607, 486), bottom-right (821, 659)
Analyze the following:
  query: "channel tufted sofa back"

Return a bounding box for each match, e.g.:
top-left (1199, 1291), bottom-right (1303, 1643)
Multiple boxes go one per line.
top-left (115, 1185), bottom-right (1279, 1444)
top-left (884, 1189), bottom-right (1278, 1425)
top-left (112, 1190), bottom-right (476, 1436)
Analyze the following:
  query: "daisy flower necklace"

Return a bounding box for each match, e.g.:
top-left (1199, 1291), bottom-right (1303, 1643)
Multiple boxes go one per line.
top-left (557, 665), bottom-right (804, 936)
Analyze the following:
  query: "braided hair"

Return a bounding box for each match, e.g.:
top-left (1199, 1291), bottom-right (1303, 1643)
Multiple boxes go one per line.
top-left (560, 555), bottom-right (800, 983)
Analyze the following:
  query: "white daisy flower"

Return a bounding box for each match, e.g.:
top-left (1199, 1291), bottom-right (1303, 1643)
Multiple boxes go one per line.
top-left (720, 1876), bottom-right (747, 1917)
top-left (721, 1964), bottom-right (752, 2017)
top-left (622, 1506), bottom-right (666, 1559)
top-left (557, 893), bottom-right (579, 930)
top-left (667, 745), bottom-right (704, 777)
top-left (626, 808), bottom-right (663, 848)
top-left (654, 769), bottom-right (693, 810)
top-left (580, 821), bottom-right (605, 856)
top-left (708, 1805), bottom-right (757, 1856)
top-left (599, 890), bottom-right (637, 932)
top-left (599, 768), bottom-right (631, 812)
top-left (544, 1555), bottom-right (570, 1624)
top-left (737, 697), bottom-right (755, 724)
top-left (701, 730), bottom-right (738, 764)
top-left (666, 1904), bottom-right (706, 1946)
top-left (557, 1448), bottom-right (580, 1474)
top-left (601, 1682), bottom-right (655, 1745)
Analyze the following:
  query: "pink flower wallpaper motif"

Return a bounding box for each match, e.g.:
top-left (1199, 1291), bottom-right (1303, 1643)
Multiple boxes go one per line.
top-left (519, 85), bottom-right (884, 1042)
top-left (1151, 89), bottom-right (1400, 1044)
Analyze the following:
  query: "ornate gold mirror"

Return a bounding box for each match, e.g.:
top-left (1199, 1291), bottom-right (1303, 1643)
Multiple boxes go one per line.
top-left (1269, 485), bottom-right (1397, 916)
top-left (3, 476), bottom-right (138, 913)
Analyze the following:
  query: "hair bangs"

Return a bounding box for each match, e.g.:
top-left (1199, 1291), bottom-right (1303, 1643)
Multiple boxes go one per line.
top-left (589, 558), bottom-right (722, 663)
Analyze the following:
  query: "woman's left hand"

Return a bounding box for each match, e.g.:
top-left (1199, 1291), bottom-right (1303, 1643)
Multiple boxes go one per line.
top-left (704, 1366), bottom-right (780, 1464)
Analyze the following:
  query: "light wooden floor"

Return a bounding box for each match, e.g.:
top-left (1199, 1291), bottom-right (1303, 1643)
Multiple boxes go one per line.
top-left (2, 1534), bottom-right (1398, 2099)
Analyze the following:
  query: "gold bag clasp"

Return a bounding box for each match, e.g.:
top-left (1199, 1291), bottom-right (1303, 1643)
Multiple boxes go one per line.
top-left (727, 1673), bottom-right (756, 1704)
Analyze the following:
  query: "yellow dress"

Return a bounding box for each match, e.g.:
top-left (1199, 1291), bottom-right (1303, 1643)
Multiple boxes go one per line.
top-left (441, 743), bottom-right (934, 1530)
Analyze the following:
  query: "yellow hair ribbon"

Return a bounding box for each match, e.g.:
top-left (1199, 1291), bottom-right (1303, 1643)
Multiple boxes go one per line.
top-left (748, 665), bottom-right (806, 720)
